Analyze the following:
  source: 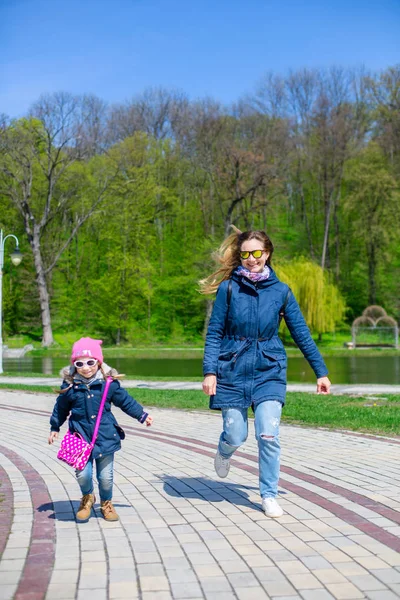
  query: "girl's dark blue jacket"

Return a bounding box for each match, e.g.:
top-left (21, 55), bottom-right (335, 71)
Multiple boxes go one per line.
top-left (203, 267), bottom-right (328, 409)
top-left (50, 373), bottom-right (147, 459)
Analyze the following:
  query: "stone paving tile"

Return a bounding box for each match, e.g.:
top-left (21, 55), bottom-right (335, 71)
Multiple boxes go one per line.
top-left (285, 573), bottom-right (324, 590)
top-left (313, 569), bottom-right (349, 585)
top-left (2, 393), bottom-right (400, 600)
top-left (235, 589), bottom-right (270, 600)
top-left (226, 571), bottom-right (260, 587)
top-left (366, 592), bottom-right (400, 600)
top-left (203, 594), bottom-right (237, 600)
top-left (141, 593), bottom-right (172, 600)
top-left (261, 580), bottom-right (298, 596)
top-left (370, 568), bottom-right (400, 584)
top-left (325, 583), bottom-right (365, 599)
top-left (77, 588), bottom-right (108, 600)
top-left (169, 582), bottom-right (203, 598)
top-left (348, 574), bottom-right (388, 592)
top-left (79, 573), bottom-right (108, 588)
top-left (45, 582), bottom-right (78, 599)
top-left (0, 559), bottom-right (25, 572)
top-left (50, 569), bottom-right (79, 583)
top-left (301, 591), bottom-right (335, 600)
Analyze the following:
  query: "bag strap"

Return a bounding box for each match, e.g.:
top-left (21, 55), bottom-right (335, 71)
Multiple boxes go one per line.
top-left (224, 279), bottom-right (232, 333)
top-left (91, 376), bottom-right (113, 445)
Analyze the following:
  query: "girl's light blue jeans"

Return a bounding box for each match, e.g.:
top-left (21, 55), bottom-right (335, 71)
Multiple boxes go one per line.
top-left (218, 400), bottom-right (282, 499)
top-left (76, 453), bottom-right (114, 501)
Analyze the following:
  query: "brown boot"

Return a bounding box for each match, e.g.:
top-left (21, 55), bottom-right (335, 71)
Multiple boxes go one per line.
top-left (100, 500), bottom-right (119, 521)
top-left (76, 493), bottom-right (96, 522)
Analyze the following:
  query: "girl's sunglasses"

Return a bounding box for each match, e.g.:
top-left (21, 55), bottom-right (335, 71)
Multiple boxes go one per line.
top-left (74, 359), bottom-right (98, 368)
top-left (240, 249), bottom-right (264, 259)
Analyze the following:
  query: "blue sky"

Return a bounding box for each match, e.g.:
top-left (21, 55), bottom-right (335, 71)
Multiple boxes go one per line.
top-left (1, 0), bottom-right (399, 118)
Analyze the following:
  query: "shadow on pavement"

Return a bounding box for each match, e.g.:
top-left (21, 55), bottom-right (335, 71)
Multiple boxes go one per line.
top-left (160, 475), bottom-right (264, 511)
top-left (37, 500), bottom-right (131, 521)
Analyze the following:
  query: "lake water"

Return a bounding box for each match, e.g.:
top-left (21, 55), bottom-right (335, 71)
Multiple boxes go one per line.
top-left (2, 355), bottom-right (400, 384)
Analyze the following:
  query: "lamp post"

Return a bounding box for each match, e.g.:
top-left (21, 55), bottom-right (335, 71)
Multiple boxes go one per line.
top-left (0, 230), bottom-right (22, 374)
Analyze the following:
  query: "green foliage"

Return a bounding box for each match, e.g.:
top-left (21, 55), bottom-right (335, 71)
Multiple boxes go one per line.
top-left (1, 383), bottom-right (400, 435)
top-left (1, 68), bottom-right (400, 345)
top-left (275, 258), bottom-right (347, 334)
top-left (343, 142), bottom-right (400, 306)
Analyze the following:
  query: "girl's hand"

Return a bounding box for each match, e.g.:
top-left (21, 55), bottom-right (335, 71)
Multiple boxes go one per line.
top-left (48, 431), bottom-right (59, 445)
top-left (317, 376), bottom-right (331, 394)
top-left (145, 415), bottom-right (153, 427)
top-left (202, 374), bottom-right (217, 396)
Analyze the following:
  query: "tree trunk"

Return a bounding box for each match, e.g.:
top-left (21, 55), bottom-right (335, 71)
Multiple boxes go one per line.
top-left (299, 183), bottom-right (315, 260)
top-left (31, 231), bottom-right (54, 346)
top-left (367, 242), bottom-right (377, 305)
top-left (148, 296), bottom-right (151, 335)
top-left (333, 198), bottom-right (340, 284)
top-left (321, 189), bottom-right (333, 270)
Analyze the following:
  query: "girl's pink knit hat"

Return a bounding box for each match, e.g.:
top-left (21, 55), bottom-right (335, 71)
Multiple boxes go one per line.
top-left (71, 337), bottom-right (103, 364)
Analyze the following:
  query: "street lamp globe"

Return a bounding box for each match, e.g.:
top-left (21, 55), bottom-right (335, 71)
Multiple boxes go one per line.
top-left (10, 247), bottom-right (22, 266)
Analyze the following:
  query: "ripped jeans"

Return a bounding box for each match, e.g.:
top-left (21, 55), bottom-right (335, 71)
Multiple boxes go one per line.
top-left (218, 401), bottom-right (282, 498)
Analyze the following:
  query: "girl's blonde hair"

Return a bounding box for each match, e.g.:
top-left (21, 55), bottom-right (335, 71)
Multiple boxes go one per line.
top-left (199, 226), bottom-right (274, 295)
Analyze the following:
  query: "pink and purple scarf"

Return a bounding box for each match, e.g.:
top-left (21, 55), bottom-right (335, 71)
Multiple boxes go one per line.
top-left (237, 265), bottom-right (271, 282)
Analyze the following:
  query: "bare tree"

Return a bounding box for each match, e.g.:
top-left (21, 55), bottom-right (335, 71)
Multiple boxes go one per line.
top-left (367, 65), bottom-right (400, 174)
top-left (253, 68), bottom-right (369, 272)
top-left (0, 92), bottom-right (116, 345)
top-left (76, 94), bottom-right (109, 156)
top-left (107, 86), bottom-right (189, 144)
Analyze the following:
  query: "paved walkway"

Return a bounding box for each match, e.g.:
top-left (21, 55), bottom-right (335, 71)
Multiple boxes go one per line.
top-left (1, 390), bottom-right (400, 600)
top-left (1, 376), bottom-right (400, 395)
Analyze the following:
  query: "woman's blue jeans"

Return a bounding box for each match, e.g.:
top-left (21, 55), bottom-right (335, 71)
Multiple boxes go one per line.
top-left (75, 453), bottom-right (114, 501)
top-left (218, 400), bottom-right (282, 499)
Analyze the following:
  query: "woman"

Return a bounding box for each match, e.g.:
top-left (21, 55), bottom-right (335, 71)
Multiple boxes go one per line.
top-left (200, 229), bottom-right (331, 518)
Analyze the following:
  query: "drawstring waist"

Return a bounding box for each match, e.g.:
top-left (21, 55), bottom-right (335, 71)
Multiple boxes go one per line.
top-left (231, 336), bottom-right (273, 363)
top-left (225, 335), bottom-right (270, 342)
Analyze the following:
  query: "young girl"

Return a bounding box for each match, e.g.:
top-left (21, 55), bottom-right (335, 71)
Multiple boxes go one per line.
top-left (48, 337), bottom-right (153, 523)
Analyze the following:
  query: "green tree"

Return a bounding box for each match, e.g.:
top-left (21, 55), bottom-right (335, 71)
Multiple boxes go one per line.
top-left (344, 143), bottom-right (399, 305)
top-left (0, 98), bottom-right (116, 345)
top-left (275, 258), bottom-right (346, 337)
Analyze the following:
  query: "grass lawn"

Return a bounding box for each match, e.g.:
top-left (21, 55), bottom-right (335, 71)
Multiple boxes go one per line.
top-left (4, 331), bottom-right (400, 358)
top-left (0, 372), bottom-right (204, 381)
top-left (1, 383), bottom-right (400, 436)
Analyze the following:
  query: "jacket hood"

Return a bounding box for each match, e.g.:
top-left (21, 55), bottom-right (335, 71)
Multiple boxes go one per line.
top-left (60, 361), bottom-right (120, 384)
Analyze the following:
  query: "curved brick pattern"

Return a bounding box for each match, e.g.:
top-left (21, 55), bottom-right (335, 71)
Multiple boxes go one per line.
top-left (1, 391), bottom-right (400, 600)
top-left (0, 463), bottom-right (13, 558)
top-left (122, 424), bottom-right (400, 525)
top-left (0, 444), bottom-right (56, 600)
top-left (127, 428), bottom-right (400, 554)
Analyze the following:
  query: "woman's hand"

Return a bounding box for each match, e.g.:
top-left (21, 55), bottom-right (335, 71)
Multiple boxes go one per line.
top-left (202, 374), bottom-right (217, 396)
top-left (145, 415), bottom-right (153, 427)
top-left (48, 431), bottom-right (59, 445)
top-left (317, 376), bottom-right (331, 394)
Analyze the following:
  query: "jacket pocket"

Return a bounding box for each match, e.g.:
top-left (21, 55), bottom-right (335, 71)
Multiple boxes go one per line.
top-left (114, 424), bottom-right (125, 440)
top-left (217, 350), bottom-right (236, 379)
top-left (261, 350), bottom-right (285, 372)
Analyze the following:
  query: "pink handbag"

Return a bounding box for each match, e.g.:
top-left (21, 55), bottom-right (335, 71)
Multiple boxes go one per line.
top-left (57, 377), bottom-right (113, 470)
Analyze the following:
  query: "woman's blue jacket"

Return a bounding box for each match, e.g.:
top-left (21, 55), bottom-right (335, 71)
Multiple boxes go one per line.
top-left (203, 267), bottom-right (328, 409)
top-left (50, 378), bottom-right (146, 459)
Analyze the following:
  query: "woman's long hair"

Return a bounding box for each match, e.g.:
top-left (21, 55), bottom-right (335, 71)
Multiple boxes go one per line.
top-left (199, 226), bottom-right (274, 295)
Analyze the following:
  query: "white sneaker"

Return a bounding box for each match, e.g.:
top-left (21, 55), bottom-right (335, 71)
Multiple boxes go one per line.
top-left (214, 451), bottom-right (231, 478)
top-left (262, 497), bottom-right (283, 518)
